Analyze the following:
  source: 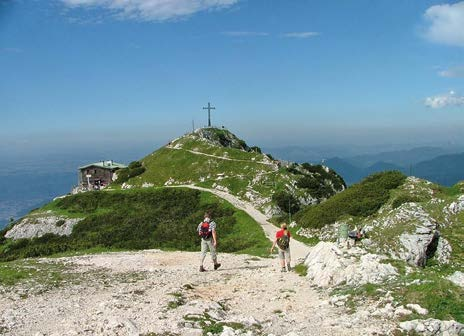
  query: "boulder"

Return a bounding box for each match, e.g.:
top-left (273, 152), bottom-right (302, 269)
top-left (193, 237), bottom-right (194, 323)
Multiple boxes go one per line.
top-left (303, 242), bottom-right (397, 287)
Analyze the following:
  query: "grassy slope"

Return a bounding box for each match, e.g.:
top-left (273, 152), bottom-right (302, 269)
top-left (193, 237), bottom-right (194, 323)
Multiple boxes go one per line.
top-left (0, 188), bottom-right (270, 263)
top-left (294, 171), bottom-right (407, 229)
top-left (124, 131), bottom-right (345, 215)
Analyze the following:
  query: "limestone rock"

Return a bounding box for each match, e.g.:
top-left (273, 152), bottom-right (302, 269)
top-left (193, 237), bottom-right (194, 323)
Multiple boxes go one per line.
top-left (436, 238), bottom-right (452, 265)
top-left (447, 271), bottom-right (464, 288)
top-left (395, 203), bottom-right (441, 267)
top-left (399, 319), bottom-right (464, 336)
top-left (5, 216), bottom-right (82, 240)
top-left (446, 195), bottom-right (464, 215)
top-left (303, 242), bottom-right (397, 287)
top-left (406, 304), bottom-right (429, 315)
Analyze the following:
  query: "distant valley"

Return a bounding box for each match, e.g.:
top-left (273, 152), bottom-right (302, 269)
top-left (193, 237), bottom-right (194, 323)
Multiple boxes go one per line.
top-left (266, 146), bottom-right (464, 186)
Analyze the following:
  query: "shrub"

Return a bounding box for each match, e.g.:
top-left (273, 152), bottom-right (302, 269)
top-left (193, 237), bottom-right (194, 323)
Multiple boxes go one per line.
top-left (392, 195), bottom-right (424, 209)
top-left (128, 161), bottom-right (142, 169)
top-left (114, 162), bottom-right (146, 184)
top-left (249, 146), bottom-right (262, 154)
top-left (0, 188), bottom-right (268, 261)
top-left (295, 171), bottom-right (406, 229)
top-left (272, 191), bottom-right (300, 214)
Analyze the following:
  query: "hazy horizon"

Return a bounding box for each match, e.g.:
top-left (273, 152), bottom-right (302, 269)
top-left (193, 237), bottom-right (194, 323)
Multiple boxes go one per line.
top-left (1, 0), bottom-right (463, 155)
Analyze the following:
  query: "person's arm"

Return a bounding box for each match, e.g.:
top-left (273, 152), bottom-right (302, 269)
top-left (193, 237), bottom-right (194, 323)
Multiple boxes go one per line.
top-left (212, 229), bottom-right (217, 247)
top-left (270, 238), bottom-right (277, 253)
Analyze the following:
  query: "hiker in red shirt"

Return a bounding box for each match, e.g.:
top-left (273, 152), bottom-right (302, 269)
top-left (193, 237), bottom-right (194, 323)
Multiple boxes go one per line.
top-left (270, 223), bottom-right (291, 272)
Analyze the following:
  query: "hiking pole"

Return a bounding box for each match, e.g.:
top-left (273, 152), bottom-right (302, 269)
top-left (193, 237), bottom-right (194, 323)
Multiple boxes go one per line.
top-left (288, 198), bottom-right (291, 224)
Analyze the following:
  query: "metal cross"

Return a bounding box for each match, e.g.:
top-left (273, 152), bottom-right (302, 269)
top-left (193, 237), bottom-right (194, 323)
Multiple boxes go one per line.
top-left (203, 102), bottom-right (215, 127)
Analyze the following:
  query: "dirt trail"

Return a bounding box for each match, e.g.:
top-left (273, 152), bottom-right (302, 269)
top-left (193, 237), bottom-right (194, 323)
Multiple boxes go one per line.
top-left (166, 146), bottom-right (275, 166)
top-left (173, 185), bottom-right (310, 262)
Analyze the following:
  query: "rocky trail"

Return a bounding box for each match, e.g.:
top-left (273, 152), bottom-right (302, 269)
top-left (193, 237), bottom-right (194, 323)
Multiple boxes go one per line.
top-left (0, 250), bottom-right (396, 336)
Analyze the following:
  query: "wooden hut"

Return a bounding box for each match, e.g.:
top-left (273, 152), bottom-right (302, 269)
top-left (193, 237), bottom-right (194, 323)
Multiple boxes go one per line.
top-left (78, 160), bottom-right (127, 189)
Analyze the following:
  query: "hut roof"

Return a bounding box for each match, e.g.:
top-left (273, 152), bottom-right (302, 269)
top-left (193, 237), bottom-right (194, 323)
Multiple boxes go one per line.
top-left (79, 161), bottom-right (127, 170)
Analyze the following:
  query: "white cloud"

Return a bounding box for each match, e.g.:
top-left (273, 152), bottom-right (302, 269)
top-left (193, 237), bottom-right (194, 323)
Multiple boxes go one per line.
top-left (425, 91), bottom-right (464, 108)
top-left (222, 31), bottom-right (269, 37)
top-left (281, 32), bottom-right (320, 38)
top-left (60, 0), bottom-right (239, 22)
top-left (423, 1), bottom-right (464, 47)
top-left (438, 66), bottom-right (464, 78)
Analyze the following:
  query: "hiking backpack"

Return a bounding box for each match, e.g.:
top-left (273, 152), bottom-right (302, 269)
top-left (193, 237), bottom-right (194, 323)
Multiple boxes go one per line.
top-left (199, 221), bottom-right (212, 239)
top-left (277, 234), bottom-right (290, 250)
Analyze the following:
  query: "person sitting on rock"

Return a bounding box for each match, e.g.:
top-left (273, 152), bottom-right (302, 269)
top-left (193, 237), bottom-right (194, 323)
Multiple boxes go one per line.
top-left (270, 223), bottom-right (291, 272)
top-left (348, 227), bottom-right (364, 246)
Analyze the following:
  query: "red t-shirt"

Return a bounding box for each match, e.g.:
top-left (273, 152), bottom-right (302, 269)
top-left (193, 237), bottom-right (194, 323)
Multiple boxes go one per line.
top-left (276, 229), bottom-right (291, 239)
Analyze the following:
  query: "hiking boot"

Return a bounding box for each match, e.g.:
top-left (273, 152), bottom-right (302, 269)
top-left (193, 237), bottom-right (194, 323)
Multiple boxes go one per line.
top-left (287, 264), bottom-right (291, 271)
top-left (214, 263), bottom-right (221, 270)
top-left (199, 266), bottom-right (206, 272)
top-left (281, 267), bottom-right (287, 272)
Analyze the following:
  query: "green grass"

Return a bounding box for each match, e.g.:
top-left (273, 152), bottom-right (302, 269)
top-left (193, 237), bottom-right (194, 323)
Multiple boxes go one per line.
top-left (438, 183), bottom-right (464, 197)
top-left (293, 263), bottom-right (308, 276)
top-left (167, 292), bottom-right (186, 309)
top-left (0, 188), bottom-right (270, 261)
top-left (0, 259), bottom-right (70, 287)
top-left (119, 129), bottom-right (345, 215)
top-left (184, 312), bottom-right (250, 336)
top-left (439, 211), bottom-right (464, 267)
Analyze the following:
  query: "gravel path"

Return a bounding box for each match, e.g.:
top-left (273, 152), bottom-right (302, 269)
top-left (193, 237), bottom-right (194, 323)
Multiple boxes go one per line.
top-left (0, 251), bottom-right (395, 336)
top-left (166, 146), bottom-right (275, 166)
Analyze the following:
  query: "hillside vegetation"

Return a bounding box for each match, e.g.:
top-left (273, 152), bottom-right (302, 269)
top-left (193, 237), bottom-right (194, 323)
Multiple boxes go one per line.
top-left (120, 128), bottom-right (345, 216)
top-left (0, 188), bottom-right (270, 261)
top-left (295, 171), bottom-right (406, 228)
top-left (295, 173), bottom-right (464, 324)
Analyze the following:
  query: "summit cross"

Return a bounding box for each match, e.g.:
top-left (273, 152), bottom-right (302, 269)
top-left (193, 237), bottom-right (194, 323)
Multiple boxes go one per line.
top-left (203, 102), bottom-right (216, 127)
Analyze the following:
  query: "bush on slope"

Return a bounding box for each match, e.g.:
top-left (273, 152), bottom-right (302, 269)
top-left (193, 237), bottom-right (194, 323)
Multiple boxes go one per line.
top-left (0, 188), bottom-right (269, 261)
top-left (295, 171), bottom-right (406, 229)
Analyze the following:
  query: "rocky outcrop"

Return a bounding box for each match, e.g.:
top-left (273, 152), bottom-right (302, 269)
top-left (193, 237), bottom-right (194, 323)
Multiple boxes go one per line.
top-left (195, 128), bottom-right (250, 151)
top-left (446, 195), bottom-right (464, 216)
top-left (303, 242), bottom-right (397, 287)
top-left (436, 238), bottom-right (452, 264)
top-left (5, 214), bottom-right (82, 240)
top-left (369, 202), bottom-right (448, 267)
top-left (399, 319), bottom-right (464, 336)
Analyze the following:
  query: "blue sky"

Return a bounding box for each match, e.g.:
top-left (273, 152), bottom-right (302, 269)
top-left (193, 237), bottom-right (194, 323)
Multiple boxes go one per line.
top-left (1, 0), bottom-right (463, 156)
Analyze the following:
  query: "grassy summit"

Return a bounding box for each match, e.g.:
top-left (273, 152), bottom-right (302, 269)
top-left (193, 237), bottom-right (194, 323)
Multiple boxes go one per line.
top-left (118, 127), bottom-right (345, 215)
